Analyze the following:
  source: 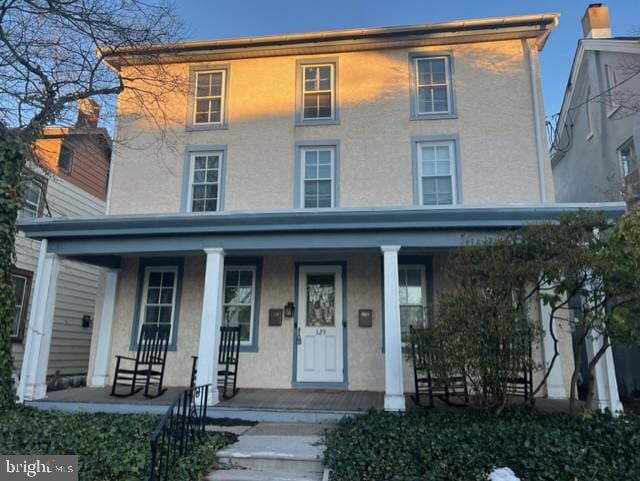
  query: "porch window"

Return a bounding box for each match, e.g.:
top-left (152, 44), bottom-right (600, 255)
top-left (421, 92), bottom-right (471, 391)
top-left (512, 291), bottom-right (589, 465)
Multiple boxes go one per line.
top-left (414, 56), bottom-right (452, 116)
top-left (300, 147), bottom-right (335, 208)
top-left (18, 178), bottom-right (44, 219)
top-left (193, 70), bottom-right (226, 125)
top-left (302, 64), bottom-right (335, 120)
top-left (417, 140), bottom-right (456, 206)
top-left (188, 151), bottom-right (221, 213)
top-left (12, 272), bottom-right (31, 340)
top-left (223, 267), bottom-right (256, 344)
top-left (398, 266), bottom-right (427, 342)
top-left (138, 267), bottom-right (179, 340)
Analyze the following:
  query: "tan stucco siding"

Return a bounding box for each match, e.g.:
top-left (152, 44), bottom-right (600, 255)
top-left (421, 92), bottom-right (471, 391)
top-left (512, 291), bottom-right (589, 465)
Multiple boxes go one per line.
top-left (109, 39), bottom-right (545, 215)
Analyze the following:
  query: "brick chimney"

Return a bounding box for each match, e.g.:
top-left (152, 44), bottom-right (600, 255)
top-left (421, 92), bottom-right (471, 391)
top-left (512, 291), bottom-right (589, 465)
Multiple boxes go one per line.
top-left (75, 98), bottom-right (100, 128)
top-left (581, 4), bottom-right (611, 39)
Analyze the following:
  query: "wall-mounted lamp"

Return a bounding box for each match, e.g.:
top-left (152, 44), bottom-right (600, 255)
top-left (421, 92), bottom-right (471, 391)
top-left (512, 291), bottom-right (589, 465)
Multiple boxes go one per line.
top-left (82, 314), bottom-right (92, 328)
top-left (284, 302), bottom-right (295, 318)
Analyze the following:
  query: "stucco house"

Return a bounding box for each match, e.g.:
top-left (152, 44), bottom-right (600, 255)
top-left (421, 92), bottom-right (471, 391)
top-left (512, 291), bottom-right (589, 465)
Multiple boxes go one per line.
top-left (13, 100), bottom-right (111, 390)
top-left (551, 4), bottom-right (640, 401)
top-left (16, 12), bottom-right (625, 412)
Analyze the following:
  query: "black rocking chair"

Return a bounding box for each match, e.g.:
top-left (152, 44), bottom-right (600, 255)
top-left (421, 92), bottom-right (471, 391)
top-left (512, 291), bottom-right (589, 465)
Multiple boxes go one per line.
top-left (410, 326), bottom-right (469, 408)
top-left (190, 326), bottom-right (241, 399)
top-left (111, 324), bottom-right (170, 398)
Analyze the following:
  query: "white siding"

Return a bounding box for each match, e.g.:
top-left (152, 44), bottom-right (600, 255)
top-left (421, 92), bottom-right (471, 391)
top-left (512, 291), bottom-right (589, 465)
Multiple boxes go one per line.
top-left (12, 176), bottom-right (106, 377)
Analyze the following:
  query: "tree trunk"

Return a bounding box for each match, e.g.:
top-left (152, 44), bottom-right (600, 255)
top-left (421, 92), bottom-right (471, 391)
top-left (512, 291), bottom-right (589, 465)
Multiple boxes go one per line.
top-left (0, 135), bottom-right (26, 411)
top-left (569, 341), bottom-right (585, 415)
top-left (584, 338), bottom-right (611, 411)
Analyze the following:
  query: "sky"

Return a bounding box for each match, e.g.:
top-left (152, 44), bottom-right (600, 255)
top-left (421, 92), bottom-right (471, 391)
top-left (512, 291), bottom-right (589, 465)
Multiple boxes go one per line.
top-left (177, 0), bottom-right (639, 120)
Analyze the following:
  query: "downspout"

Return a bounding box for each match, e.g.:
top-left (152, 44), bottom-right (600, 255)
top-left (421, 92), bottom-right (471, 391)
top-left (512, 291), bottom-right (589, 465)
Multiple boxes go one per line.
top-left (525, 38), bottom-right (549, 204)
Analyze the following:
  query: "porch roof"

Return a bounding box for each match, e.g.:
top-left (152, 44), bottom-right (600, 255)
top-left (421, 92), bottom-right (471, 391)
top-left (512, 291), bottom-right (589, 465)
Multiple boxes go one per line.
top-left (18, 203), bottom-right (625, 263)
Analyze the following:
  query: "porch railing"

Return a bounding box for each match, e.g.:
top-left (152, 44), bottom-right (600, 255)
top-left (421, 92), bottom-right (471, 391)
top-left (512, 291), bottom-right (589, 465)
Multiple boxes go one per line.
top-left (149, 384), bottom-right (210, 481)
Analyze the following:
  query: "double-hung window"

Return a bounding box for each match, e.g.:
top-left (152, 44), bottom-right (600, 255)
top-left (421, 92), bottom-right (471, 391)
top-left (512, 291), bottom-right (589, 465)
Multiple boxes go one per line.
top-left (300, 146), bottom-right (336, 208)
top-left (193, 70), bottom-right (226, 125)
top-left (398, 266), bottom-right (428, 342)
top-left (417, 140), bottom-right (457, 206)
top-left (12, 272), bottom-right (31, 340)
top-left (188, 151), bottom-right (222, 213)
top-left (59, 145), bottom-right (73, 174)
top-left (223, 267), bottom-right (257, 345)
top-left (413, 56), bottom-right (453, 117)
top-left (618, 138), bottom-right (636, 178)
top-left (18, 178), bottom-right (44, 219)
top-left (299, 62), bottom-right (336, 122)
top-left (138, 267), bottom-right (179, 340)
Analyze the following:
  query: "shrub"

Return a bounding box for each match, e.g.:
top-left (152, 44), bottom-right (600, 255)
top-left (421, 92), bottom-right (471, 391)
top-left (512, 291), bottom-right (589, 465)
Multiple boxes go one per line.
top-left (0, 407), bottom-right (226, 481)
top-left (324, 410), bottom-right (640, 481)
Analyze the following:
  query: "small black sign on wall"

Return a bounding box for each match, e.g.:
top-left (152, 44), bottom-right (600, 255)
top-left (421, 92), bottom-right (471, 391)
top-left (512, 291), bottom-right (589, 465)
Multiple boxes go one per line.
top-left (358, 309), bottom-right (373, 328)
top-left (269, 309), bottom-right (283, 326)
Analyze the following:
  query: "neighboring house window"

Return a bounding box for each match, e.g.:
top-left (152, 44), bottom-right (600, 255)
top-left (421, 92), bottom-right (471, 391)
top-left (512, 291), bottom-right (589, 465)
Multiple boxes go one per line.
top-left (618, 138), bottom-right (636, 178)
top-left (585, 86), bottom-right (594, 139)
top-left (398, 266), bottom-right (427, 342)
top-left (300, 63), bottom-right (336, 121)
top-left (605, 64), bottom-right (619, 114)
top-left (138, 267), bottom-right (179, 340)
top-left (58, 145), bottom-right (73, 174)
top-left (12, 271), bottom-right (31, 341)
top-left (416, 140), bottom-right (457, 205)
top-left (18, 178), bottom-right (44, 219)
top-left (193, 70), bottom-right (226, 125)
top-left (412, 56), bottom-right (453, 117)
top-left (188, 151), bottom-right (222, 213)
top-left (223, 266), bottom-right (257, 345)
top-left (299, 146), bottom-right (336, 208)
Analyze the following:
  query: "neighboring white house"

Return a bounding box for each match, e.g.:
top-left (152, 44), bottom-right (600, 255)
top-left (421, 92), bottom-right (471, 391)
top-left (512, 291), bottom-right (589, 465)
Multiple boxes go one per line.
top-left (551, 4), bottom-right (640, 402)
top-left (12, 101), bottom-right (111, 389)
top-left (16, 12), bottom-right (625, 412)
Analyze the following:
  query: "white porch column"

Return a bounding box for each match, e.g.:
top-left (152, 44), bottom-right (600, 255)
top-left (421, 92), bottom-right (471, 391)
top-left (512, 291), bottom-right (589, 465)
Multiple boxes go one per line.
top-left (586, 331), bottom-right (623, 414)
top-left (17, 240), bottom-right (60, 402)
top-left (539, 295), bottom-right (566, 399)
top-left (89, 268), bottom-right (120, 387)
top-left (196, 248), bottom-right (225, 406)
top-left (381, 245), bottom-right (406, 411)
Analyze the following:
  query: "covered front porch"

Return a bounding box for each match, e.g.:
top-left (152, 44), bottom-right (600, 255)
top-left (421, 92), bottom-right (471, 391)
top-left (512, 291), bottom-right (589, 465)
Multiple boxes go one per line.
top-left (16, 204), bottom-right (625, 413)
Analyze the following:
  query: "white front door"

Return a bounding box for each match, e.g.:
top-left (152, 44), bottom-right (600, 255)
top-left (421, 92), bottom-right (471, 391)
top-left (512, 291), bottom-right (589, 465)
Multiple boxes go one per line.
top-left (295, 265), bottom-right (344, 384)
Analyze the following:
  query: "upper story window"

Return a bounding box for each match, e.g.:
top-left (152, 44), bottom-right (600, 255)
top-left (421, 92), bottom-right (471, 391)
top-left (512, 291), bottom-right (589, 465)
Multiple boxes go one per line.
top-left (18, 178), bottom-right (44, 219)
top-left (188, 151), bottom-right (222, 213)
top-left (58, 145), bottom-right (73, 174)
top-left (186, 66), bottom-right (229, 130)
top-left (223, 266), bottom-right (257, 345)
top-left (618, 138), bottom-right (636, 178)
top-left (296, 60), bottom-right (338, 125)
top-left (415, 139), bottom-right (458, 206)
top-left (298, 145), bottom-right (337, 208)
top-left (410, 55), bottom-right (455, 120)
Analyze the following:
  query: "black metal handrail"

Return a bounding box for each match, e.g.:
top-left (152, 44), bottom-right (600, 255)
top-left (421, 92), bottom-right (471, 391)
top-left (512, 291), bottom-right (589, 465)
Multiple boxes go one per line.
top-left (149, 384), bottom-right (210, 481)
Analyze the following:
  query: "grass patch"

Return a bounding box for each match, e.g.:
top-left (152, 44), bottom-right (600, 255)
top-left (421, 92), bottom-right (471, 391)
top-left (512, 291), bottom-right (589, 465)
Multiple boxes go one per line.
top-left (325, 409), bottom-right (640, 481)
top-left (0, 406), bottom-right (227, 481)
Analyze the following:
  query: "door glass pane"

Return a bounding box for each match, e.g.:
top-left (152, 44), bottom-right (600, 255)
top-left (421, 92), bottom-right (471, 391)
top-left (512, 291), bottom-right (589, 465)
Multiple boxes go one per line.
top-left (306, 274), bottom-right (335, 327)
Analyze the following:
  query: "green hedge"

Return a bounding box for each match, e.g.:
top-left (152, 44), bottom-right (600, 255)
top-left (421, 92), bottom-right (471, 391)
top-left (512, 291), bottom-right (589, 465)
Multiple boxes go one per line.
top-left (0, 407), bottom-right (226, 481)
top-left (325, 410), bottom-right (640, 481)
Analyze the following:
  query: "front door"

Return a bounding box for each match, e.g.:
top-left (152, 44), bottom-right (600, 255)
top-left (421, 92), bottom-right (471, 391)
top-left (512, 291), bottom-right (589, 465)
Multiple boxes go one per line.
top-left (295, 265), bottom-right (344, 384)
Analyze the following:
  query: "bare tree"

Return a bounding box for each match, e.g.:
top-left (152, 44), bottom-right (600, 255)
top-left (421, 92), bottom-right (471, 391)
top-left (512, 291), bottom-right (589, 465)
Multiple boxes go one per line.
top-left (0, 0), bottom-right (185, 410)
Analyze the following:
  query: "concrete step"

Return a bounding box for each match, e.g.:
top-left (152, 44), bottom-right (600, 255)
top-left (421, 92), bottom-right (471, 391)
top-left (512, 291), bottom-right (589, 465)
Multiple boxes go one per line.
top-left (216, 435), bottom-right (324, 474)
top-left (207, 467), bottom-right (323, 481)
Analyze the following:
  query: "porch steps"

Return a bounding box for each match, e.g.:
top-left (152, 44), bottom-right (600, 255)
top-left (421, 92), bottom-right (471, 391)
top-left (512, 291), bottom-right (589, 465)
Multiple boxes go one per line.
top-left (208, 423), bottom-right (327, 481)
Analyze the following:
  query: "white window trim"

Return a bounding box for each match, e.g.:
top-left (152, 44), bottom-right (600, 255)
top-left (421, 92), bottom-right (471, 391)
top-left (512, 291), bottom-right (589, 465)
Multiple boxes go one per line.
top-left (12, 273), bottom-right (28, 338)
top-left (301, 63), bottom-right (336, 121)
top-left (618, 138), bottom-right (635, 178)
top-left (586, 86), bottom-right (594, 140)
top-left (193, 70), bottom-right (227, 126)
top-left (19, 178), bottom-right (43, 219)
top-left (416, 140), bottom-right (457, 206)
top-left (299, 146), bottom-right (336, 209)
top-left (605, 64), bottom-right (620, 118)
top-left (399, 264), bottom-right (428, 342)
top-left (187, 150), bottom-right (222, 213)
top-left (414, 56), bottom-right (452, 116)
top-left (223, 265), bottom-right (257, 346)
top-left (138, 266), bottom-right (179, 342)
